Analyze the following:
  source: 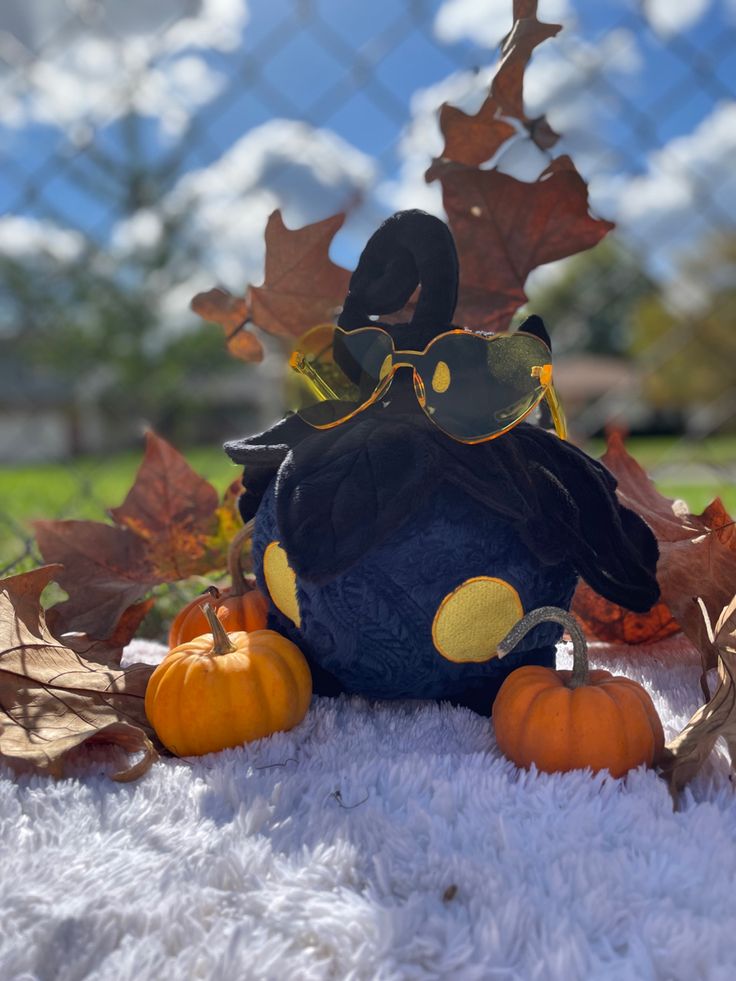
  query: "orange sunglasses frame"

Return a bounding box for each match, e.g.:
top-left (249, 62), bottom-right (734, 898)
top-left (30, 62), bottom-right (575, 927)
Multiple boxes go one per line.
top-left (289, 323), bottom-right (567, 444)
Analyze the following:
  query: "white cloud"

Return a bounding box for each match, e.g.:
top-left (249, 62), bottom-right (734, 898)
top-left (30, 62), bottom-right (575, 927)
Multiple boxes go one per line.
top-left (523, 28), bottom-right (643, 180)
top-left (379, 65), bottom-right (497, 215)
top-left (165, 120), bottom-right (378, 287)
top-left (103, 121), bottom-right (380, 327)
top-left (0, 0), bottom-right (248, 136)
top-left (0, 215), bottom-right (85, 263)
top-left (111, 209), bottom-right (164, 255)
top-left (642, 0), bottom-right (711, 38)
top-left (0, 1), bottom-right (248, 56)
top-left (0, 116), bottom-right (378, 331)
top-left (607, 100), bottom-right (736, 298)
top-left (434, 0), bottom-right (572, 48)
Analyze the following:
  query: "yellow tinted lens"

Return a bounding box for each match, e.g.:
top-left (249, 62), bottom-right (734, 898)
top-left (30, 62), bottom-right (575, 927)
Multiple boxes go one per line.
top-left (287, 325), bottom-right (394, 428)
top-left (420, 332), bottom-right (550, 441)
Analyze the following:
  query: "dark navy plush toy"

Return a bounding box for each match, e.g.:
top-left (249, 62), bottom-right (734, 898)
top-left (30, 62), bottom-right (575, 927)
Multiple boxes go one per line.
top-left (225, 211), bottom-right (659, 715)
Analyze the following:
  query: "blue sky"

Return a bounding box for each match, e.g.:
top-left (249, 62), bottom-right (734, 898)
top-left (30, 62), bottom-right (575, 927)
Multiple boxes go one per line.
top-left (0, 0), bottom-right (735, 295)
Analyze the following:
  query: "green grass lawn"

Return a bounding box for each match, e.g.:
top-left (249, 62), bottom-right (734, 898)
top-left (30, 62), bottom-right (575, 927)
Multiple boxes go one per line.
top-left (1, 446), bottom-right (237, 535)
top-left (586, 435), bottom-right (736, 513)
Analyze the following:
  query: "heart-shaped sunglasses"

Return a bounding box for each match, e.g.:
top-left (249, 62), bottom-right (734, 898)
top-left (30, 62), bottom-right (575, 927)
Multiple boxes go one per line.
top-left (288, 323), bottom-right (567, 444)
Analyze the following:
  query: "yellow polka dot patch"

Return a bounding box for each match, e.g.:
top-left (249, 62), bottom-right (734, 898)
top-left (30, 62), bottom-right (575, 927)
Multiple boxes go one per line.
top-left (263, 541), bottom-right (301, 627)
top-left (432, 577), bottom-right (523, 663)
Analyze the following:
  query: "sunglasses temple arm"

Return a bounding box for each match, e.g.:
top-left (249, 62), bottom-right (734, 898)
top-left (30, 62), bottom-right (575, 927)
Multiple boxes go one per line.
top-left (544, 383), bottom-right (568, 440)
top-left (289, 352), bottom-right (340, 402)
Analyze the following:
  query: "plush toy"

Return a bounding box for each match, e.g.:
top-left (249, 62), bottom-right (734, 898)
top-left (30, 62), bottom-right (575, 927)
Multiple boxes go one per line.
top-left (224, 210), bottom-right (659, 715)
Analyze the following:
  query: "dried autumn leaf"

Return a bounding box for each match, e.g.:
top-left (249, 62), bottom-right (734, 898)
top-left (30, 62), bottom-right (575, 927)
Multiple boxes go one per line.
top-left (35, 431), bottom-right (228, 642)
top-left (34, 520), bottom-right (154, 644)
top-left (660, 595), bottom-right (736, 799)
top-left (435, 100), bottom-right (516, 170)
top-left (190, 286), bottom-right (264, 363)
top-left (110, 432), bottom-right (220, 578)
top-left (572, 579), bottom-right (680, 645)
top-left (602, 431), bottom-right (736, 680)
top-left (56, 598), bottom-right (156, 660)
top-left (431, 157), bottom-right (613, 332)
top-left (431, 1), bottom-right (560, 169)
top-left (492, 4), bottom-right (561, 131)
top-left (699, 498), bottom-right (736, 549)
top-left (0, 565), bottom-right (158, 781)
top-left (249, 210), bottom-right (351, 338)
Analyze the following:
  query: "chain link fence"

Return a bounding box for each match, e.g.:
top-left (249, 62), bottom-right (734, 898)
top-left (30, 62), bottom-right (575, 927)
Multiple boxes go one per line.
top-left (1, 0), bottom-right (735, 589)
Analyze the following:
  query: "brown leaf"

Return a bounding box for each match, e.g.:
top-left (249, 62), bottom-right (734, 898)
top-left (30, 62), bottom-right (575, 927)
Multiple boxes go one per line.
top-left (435, 100), bottom-right (516, 170)
top-left (660, 595), bottom-right (736, 799)
top-left (601, 431), bottom-right (707, 542)
top-left (50, 600), bottom-right (156, 663)
top-left (492, 8), bottom-right (561, 129)
top-left (110, 432), bottom-right (219, 578)
top-left (34, 521), bottom-right (155, 642)
top-left (190, 286), bottom-right (264, 363)
top-left (35, 432), bottom-right (226, 641)
top-left (0, 566), bottom-right (158, 781)
top-left (429, 1), bottom-right (559, 174)
top-left (602, 431), bottom-right (736, 679)
top-left (431, 158), bottom-right (613, 331)
top-left (249, 210), bottom-right (351, 337)
top-left (572, 579), bottom-right (680, 646)
top-left (698, 498), bottom-right (736, 549)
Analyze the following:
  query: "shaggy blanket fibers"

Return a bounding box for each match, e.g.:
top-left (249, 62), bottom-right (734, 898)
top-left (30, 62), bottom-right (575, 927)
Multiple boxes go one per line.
top-left (2, 635), bottom-right (736, 980)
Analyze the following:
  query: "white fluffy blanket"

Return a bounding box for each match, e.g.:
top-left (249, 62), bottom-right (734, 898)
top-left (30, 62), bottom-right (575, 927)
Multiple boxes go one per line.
top-left (1, 636), bottom-right (735, 980)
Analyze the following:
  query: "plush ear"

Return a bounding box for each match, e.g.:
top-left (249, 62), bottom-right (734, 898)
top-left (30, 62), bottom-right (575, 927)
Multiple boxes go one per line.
top-left (518, 314), bottom-right (551, 349)
top-left (274, 416), bottom-right (437, 583)
top-left (224, 413), bottom-right (313, 522)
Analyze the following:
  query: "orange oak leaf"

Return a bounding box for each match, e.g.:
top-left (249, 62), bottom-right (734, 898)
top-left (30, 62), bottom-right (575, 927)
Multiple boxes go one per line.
top-left (0, 565), bottom-right (158, 781)
top-left (572, 579), bottom-right (680, 646)
top-left (109, 432), bottom-right (220, 578)
top-left (35, 431), bottom-right (230, 643)
top-left (601, 431), bottom-right (736, 681)
top-left (698, 498), bottom-right (736, 549)
top-left (190, 286), bottom-right (264, 363)
top-left (249, 210), bottom-right (351, 338)
top-left (431, 156), bottom-right (613, 332)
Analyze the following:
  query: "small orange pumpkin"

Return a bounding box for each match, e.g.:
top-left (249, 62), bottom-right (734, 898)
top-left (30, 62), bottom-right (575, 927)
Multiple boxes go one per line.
top-left (146, 604), bottom-right (312, 756)
top-left (168, 521), bottom-right (268, 646)
top-left (492, 607), bottom-right (664, 778)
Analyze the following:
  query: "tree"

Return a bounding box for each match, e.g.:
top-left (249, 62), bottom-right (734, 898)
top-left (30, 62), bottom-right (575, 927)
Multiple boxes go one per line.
top-left (527, 238), bottom-right (657, 356)
top-left (630, 236), bottom-right (736, 428)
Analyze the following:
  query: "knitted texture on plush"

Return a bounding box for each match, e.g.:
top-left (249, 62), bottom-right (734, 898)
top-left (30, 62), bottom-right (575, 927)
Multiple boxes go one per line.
top-left (252, 477), bottom-right (578, 715)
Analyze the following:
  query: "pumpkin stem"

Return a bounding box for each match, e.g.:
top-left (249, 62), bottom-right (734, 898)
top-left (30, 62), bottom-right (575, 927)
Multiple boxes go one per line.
top-left (227, 520), bottom-right (255, 596)
top-left (496, 606), bottom-right (589, 688)
top-left (203, 603), bottom-right (236, 656)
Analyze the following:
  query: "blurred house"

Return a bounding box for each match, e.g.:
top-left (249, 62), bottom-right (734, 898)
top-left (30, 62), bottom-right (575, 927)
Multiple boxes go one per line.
top-left (554, 354), bottom-right (649, 436)
top-left (0, 342), bottom-right (285, 463)
top-left (0, 343), bottom-right (101, 462)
